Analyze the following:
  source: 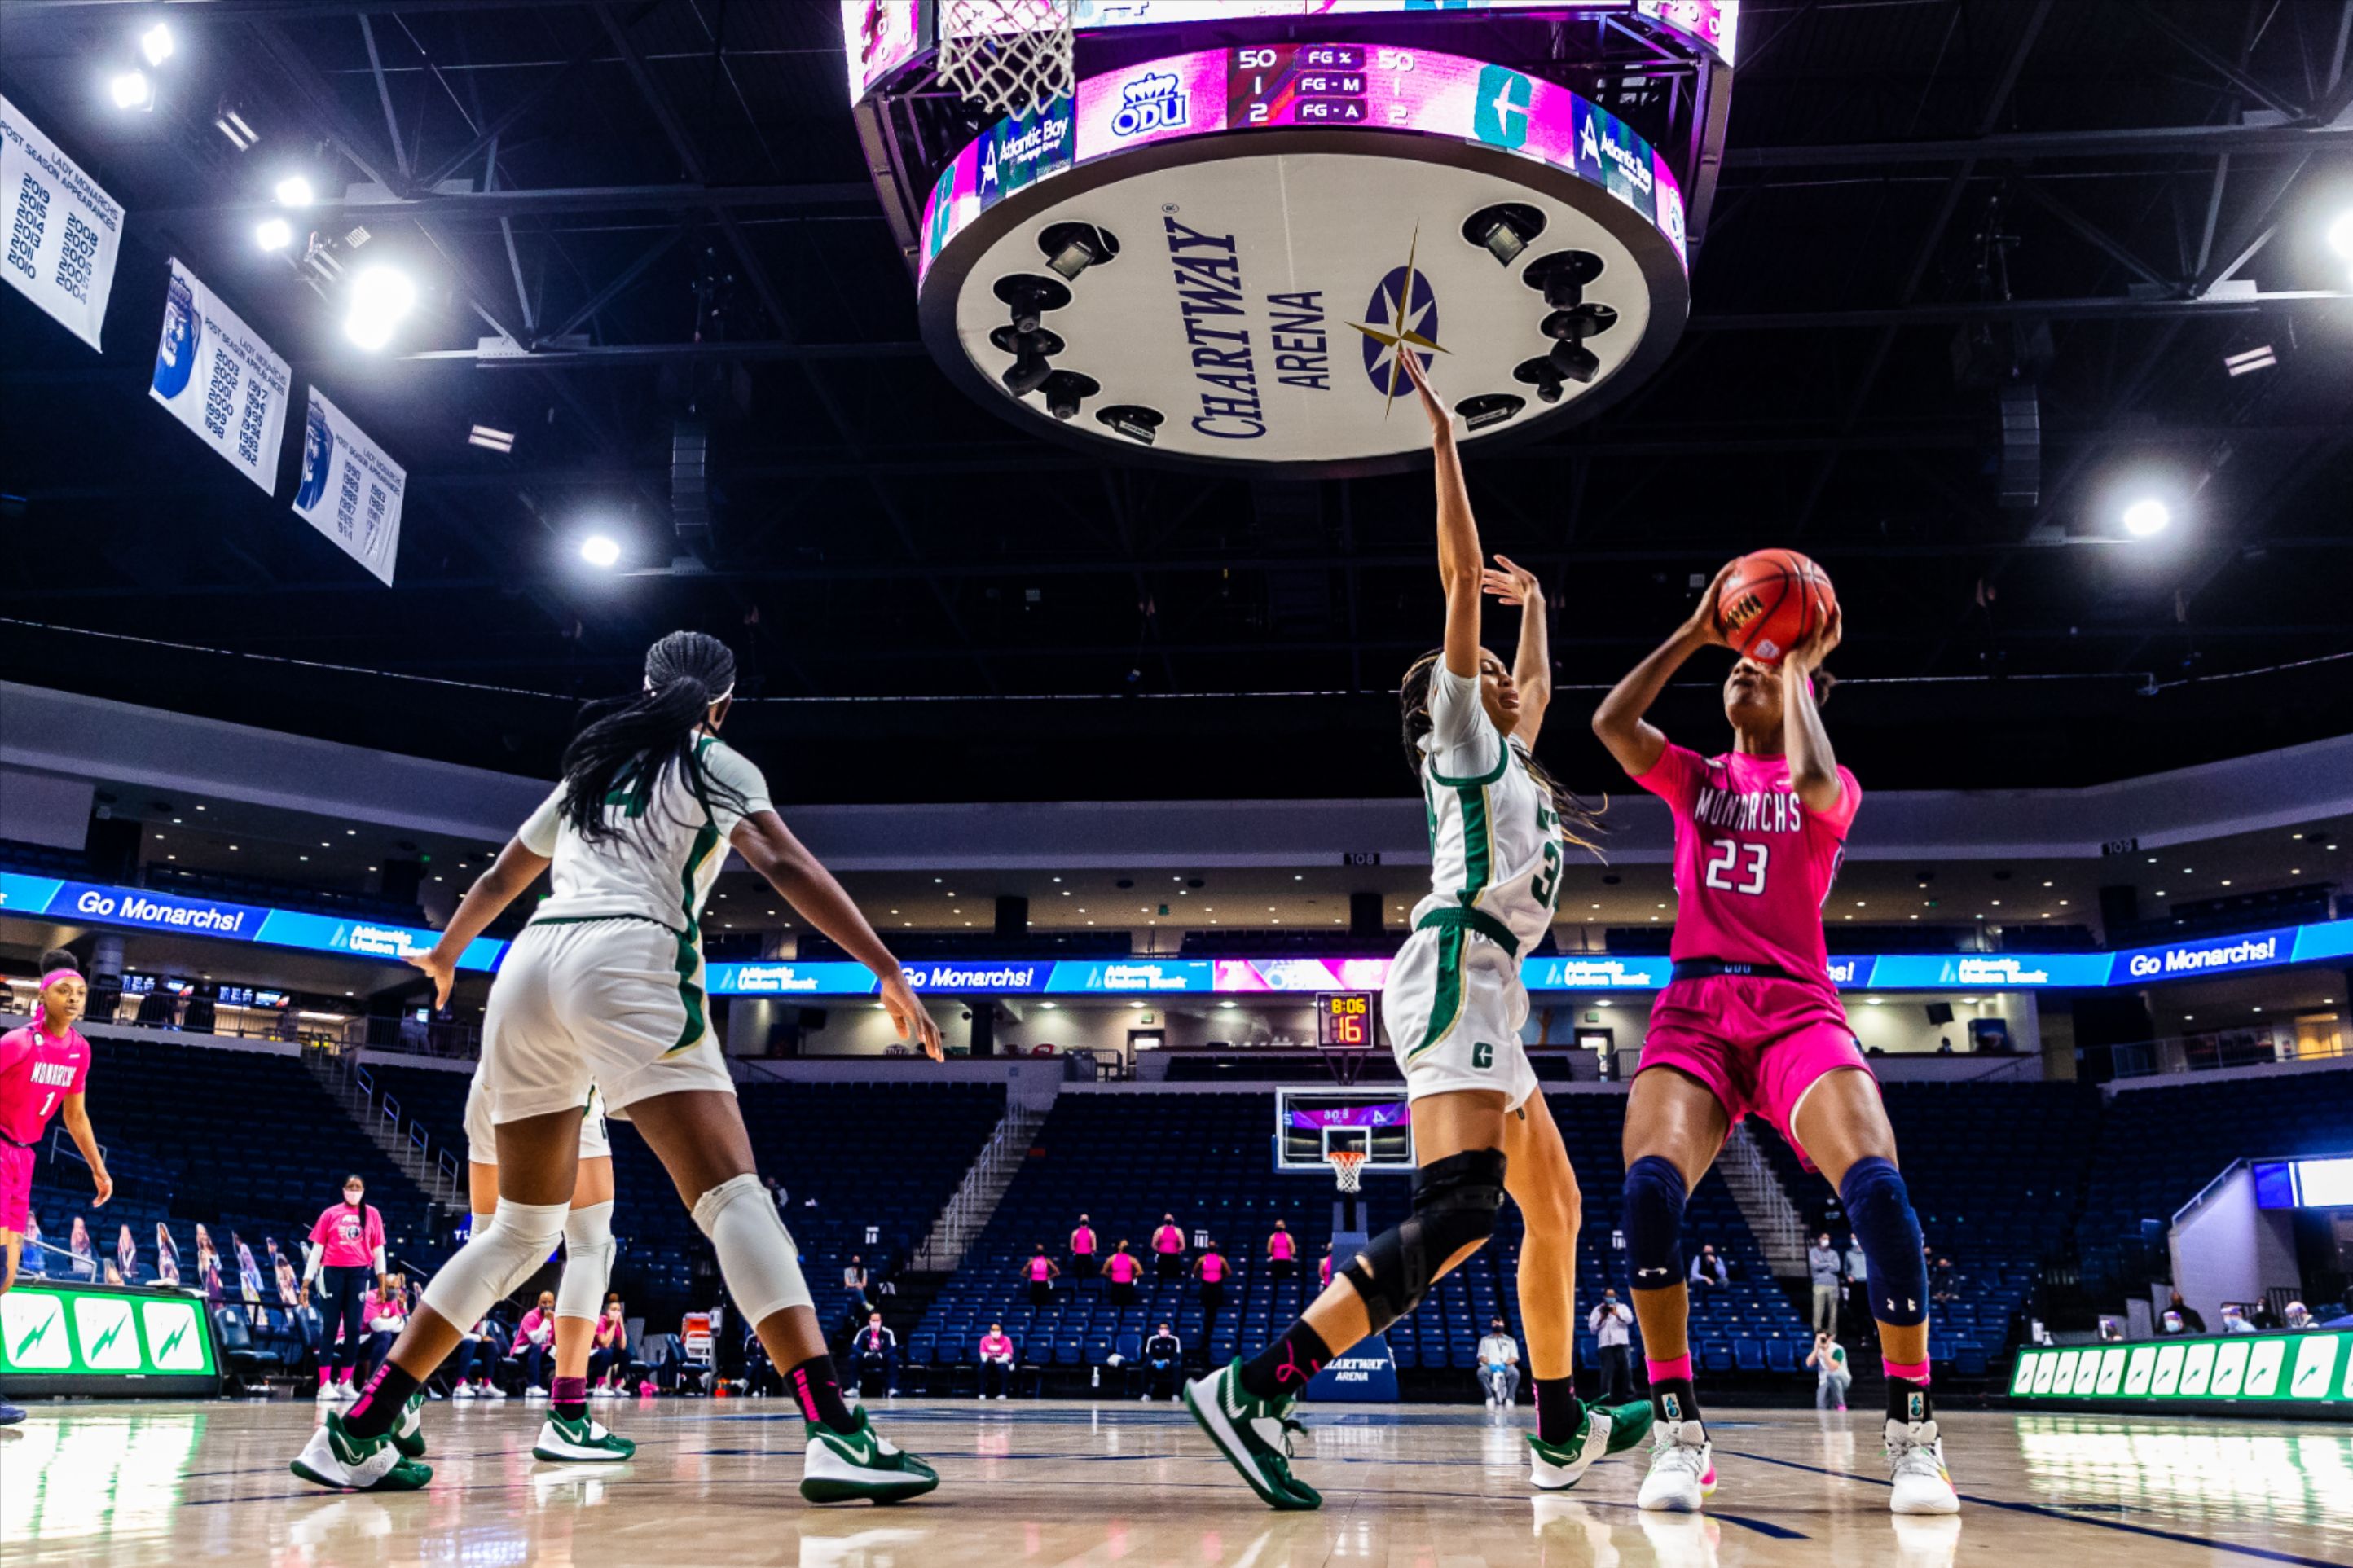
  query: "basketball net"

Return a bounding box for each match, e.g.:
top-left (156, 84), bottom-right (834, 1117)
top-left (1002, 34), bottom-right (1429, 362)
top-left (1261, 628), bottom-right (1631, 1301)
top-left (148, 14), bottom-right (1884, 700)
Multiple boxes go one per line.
top-left (937, 0), bottom-right (1075, 117)
top-left (1327, 1149), bottom-right (1367, 1194)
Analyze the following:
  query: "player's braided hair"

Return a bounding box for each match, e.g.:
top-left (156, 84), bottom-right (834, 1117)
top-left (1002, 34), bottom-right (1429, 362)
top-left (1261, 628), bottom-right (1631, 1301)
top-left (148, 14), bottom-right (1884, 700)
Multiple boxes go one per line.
top-left (1399, 650), bottom-right (1605, 858)
top-left (559, 630), bottom-right (751, 845)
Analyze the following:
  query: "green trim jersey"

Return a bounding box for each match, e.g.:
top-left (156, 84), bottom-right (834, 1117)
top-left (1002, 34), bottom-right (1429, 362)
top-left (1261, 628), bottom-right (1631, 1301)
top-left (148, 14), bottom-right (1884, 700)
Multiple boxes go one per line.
top-left (1409, 666), bottom-right (1567, 955)
top-left (518, 736), bottom-right (772, 935)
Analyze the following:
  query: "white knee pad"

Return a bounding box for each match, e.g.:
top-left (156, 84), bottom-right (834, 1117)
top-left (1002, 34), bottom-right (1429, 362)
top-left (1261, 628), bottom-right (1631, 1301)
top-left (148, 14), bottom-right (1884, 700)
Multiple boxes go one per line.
top-left (421, 1199), bottom-right (567, 1330)
top-left (690, 1174), bottom-right (811, 1325)
top-left (556, 1201), bottom-right (616, 1322)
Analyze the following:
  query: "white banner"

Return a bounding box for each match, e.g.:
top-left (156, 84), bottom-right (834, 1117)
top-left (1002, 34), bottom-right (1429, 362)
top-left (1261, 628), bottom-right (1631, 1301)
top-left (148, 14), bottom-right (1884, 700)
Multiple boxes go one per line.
top-left (291, 387), bottom-right (404, 586)
top-left (0, 93), bottom-right (124, 351)
top-left (147, 259), bottom-right (292, 494)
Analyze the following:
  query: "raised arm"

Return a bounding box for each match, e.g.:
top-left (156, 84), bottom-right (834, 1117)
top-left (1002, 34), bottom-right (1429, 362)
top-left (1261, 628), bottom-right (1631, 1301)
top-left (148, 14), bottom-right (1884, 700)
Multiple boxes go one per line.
top-left (1481, 554), bottom-right (1550, 747)
top-left (731, 810), bottom-right (943, 1061)
top-left (1778, 605), bottom-right (1845, 814)
top-left (1399, 350), bottom-right (1483, 680)
top-left (1592, 560), bottom-right (1737, 777)
top-left (408, 835), bottom-right (552, 1005)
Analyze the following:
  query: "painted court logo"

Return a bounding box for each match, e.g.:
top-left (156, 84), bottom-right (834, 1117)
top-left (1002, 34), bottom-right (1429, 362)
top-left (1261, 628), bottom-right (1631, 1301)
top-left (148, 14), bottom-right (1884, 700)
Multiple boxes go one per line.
top-left (1111, 71), bottom-right (1188, 138)
top-left (3, 1291), bottom-right (69, 1370)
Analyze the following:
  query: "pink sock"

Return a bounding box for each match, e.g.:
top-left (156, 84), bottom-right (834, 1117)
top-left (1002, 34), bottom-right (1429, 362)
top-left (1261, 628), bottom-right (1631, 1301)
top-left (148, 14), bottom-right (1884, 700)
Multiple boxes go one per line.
top-left (1646, 1353), bottom-right (1694, 1384)
top-left (339, 1367), bottom-right (356, 1386)
top-left (1883, 1358), bottom-right (1931, 1385)
top-left (318, 1367), bottom-right (332, 1388)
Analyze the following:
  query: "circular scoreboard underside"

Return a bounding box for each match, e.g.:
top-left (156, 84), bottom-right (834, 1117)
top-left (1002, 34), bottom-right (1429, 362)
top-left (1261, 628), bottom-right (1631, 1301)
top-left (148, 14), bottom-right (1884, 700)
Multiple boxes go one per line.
top-left (921, 130), bottom-right (1691, 477)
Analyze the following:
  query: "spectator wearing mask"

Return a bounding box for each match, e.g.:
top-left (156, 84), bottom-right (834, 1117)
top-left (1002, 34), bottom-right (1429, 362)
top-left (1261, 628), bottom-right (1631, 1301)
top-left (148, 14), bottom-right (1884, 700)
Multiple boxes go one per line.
top-left (1194, 1241), bottom-right (1231, 1336)
top-left (1069, 1214), bottom-right (1097, 1278)
top-left (1151, 1214), bottom-right (1186, 1280)
top-left (591, 1299), bottom-right (631, 1395)
top-left (842, 1255), bottom-right (871, 1321)
top-left (1806, 1332), bottom-right (1851, 1411)
top-left (450, 1313), bottom-right (509, 1399)
top-left (2220, 1302), bottom-right (2256, 1334)
top-left (1022, 1245), bottom-right (1061, 1307)
top-left (2284, 1301), bottom-right (2313, 1330)
top-left (360, 1273), bottom-right (411, 1381)
top-left (1266, 1220), bottom-right (1298, 1281)
top-left (512, 1290), bottom-right (559, 1395)
top-left (300, 1175), bottom-right (387, 1402)
top-left (1476, 1318), bottom-right (1521, 1408)
top-left (1588, 1288), bottom-right (1634, 1405)
top-left (1688, 1243), bottom-right (1729, 1290)
top-left (1141, 1322), bottom-right (1183, 1403)
top-left (2162, 1290), bottom-right (2206, 1336)
top-left (851, 1311), bottom-right (899, 1397)
top-left (1100, 1241), bottom-right (1141, 1306)
top-left (1809, 1232), bottom-right (1842, 1335)
top-left (1843, 1232), bottom-right (1869, 1337)
top-left (977, 1323), bottom-right (1016, 1400)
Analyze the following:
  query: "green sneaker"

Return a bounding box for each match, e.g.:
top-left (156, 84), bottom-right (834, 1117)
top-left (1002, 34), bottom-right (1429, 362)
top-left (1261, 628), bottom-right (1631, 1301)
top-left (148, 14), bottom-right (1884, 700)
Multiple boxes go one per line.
top-left (1181, 1359), bottom-right (1322, 1511)
top-left (390, 1388), bottom-right (429, 1460)
top-left (798, 1408), bottom-right (939, 1504)
top-left (1528, 1399), bottom-right (1655, 1490)
top-left (290, 1410), bottom-right (434, 1492)
top-left (534, 1412), bottom-right (637, 1463)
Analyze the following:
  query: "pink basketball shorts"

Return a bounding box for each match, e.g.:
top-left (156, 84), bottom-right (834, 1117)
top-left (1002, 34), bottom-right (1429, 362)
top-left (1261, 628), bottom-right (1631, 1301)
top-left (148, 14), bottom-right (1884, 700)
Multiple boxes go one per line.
top-left (0, 1142), bottom-right (34, 1234)
top-left (1636, 973), bottom-right (1875, 1171)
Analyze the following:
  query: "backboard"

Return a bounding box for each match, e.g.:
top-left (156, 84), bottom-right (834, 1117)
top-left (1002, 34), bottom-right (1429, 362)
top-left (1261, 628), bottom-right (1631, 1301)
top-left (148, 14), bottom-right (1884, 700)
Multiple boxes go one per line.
top-left (1273, 1087), bottom-right (1415, 1174)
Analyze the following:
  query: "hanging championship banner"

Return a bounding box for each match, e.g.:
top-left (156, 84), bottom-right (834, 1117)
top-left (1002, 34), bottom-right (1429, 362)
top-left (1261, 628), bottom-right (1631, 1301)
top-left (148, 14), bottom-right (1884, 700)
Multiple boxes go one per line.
top-left (147, 259), bottom-right (292, 494)
top-left (0, 93), bottom-right (124, 351)
top-left (292, 387), bottom-right (404, 585)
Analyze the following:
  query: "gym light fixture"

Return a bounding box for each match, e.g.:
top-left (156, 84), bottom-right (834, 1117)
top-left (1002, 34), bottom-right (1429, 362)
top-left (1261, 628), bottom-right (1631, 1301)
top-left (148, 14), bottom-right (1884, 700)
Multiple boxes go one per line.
top-left (213, 109), bottom-right (258, 151)
top-left (110, 70), bottom-right (153, 111)
top-left (2329, 210), bottom-right (2353, 260)
top-left (343, 264), bottom-right (417, 350)
top-left (1463, 204), bottom-right (1545, 266)
top-left (2121, 498), bottom-right (2170, 537)
top-left (275, 175), bottom-right (316, 207)
top-left (2223, 345), bottom-right (2276, 376)
top-left (1040, 222), bottom-right (1118, 282)
top-left (468, 424), bottom-right (516, 454)
top-left (140, 24), bottom-right (175, 67)
top-left (254, 217), bottom-right (293, 253)
top-left (580, 534), bottom-right (622, 568)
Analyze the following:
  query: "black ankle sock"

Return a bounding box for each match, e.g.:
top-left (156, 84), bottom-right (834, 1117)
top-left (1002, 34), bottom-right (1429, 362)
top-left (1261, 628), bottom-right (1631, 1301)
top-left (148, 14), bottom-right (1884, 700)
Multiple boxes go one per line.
top-left (1647, 1376), bottom-right (1703, 1427)
top-left (1238, 1321), bottom-right (1333, 1403)
top-left (344, 1363), bottom-right (421, 1439)
top-left (1886, 1375), bottom-right (1933, 1425)
top-left (788, 1355), bottom-right (860, 1435)
top-left (1534, 1377), bottom-right (1583, 1446)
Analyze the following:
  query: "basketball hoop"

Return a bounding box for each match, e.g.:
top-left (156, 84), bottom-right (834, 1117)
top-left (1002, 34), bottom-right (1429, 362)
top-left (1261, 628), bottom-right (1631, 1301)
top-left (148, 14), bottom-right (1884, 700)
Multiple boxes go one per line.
top-left (1326, 1149), bottom-right (1367, 1194)
top-left (936, 0), bottom-right (1074, 117)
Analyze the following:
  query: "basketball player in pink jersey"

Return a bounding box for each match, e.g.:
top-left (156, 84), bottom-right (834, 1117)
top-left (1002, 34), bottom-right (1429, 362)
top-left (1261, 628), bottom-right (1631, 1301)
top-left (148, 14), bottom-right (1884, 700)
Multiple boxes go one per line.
top-left (0, 951), bottom-right (112, 1427)
top-left (1594, 569), bottom-right (1957, 1516)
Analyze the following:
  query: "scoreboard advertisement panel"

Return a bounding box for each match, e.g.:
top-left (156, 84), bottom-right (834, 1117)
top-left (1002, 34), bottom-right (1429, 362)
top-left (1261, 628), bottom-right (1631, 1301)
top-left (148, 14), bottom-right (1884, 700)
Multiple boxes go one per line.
top-left (0, 1281), bottom-right (222, 1398)
top-left (2008, 1331), bottom-right (2353, 1416)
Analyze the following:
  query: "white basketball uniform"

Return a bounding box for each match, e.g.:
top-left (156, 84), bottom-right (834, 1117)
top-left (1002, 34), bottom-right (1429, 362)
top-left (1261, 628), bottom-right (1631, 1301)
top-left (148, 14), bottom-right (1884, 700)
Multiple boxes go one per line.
top-left (465, 1077), bottom-right (610, 1163)
top-left (474, 736), bottom-right (769, 1127)
top-left (1383, 665), bottom-right (1566, 1111)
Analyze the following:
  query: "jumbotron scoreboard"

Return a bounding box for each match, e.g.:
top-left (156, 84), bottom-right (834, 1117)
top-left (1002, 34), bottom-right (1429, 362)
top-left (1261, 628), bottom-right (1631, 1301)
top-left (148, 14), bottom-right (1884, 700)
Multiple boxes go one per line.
top-left (846, 2), bottom-right (1735, 473)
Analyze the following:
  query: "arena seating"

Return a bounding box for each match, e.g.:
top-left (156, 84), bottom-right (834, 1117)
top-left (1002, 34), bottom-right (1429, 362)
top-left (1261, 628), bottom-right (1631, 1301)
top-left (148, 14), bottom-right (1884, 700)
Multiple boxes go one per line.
top-left (911, 1089), bottom-right (1805, 1392)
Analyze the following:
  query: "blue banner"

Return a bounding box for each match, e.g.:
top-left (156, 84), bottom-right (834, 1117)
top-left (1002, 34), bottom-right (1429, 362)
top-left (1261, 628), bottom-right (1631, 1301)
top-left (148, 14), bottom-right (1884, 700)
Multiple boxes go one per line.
top-left (0, 873), bottom-right (502, 972)
top-left (2113, 926), bottom-right (2298, 985)
top-left (1523, 955), bottom-right (1673, 990)
top-left (1860, 951), bottom-right (2118, 990)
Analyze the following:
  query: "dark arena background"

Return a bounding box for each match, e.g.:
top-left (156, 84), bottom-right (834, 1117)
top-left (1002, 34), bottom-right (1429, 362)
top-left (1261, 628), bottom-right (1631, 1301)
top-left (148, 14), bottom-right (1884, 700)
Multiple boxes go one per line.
top-left (0, 2), bottom-right (2350, 1564)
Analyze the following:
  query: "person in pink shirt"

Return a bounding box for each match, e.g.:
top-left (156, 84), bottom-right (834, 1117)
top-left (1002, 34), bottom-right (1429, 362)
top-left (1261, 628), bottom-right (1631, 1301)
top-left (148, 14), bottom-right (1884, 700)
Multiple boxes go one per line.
top-left (1266, 1220), bottom-right (1298, 1281)
top-left (1317, 1244), bottom-right (1332, 1292)
top-left (1068, 1214), bottom-right (1097, 1276)
top-left (1020, 1244), bottom-right (1060, 1307)
top-left (512, 1289), bottom-right (559, 1394)
top-left (360, 1273), bottom-right (411, 1381)
top-left (1100, 1240), bottom-right (1141, 1306)
top-left (977, 1322), bottom-right (1015, 1400)
top-left (0, 951), bottom-right (109, 1428)
top-left (1151, 1214), bottom-right (1186, 1280)
top-left (300, 1174), bottom-right (389, 1400)
top-left (1194, 1241), bottom-right (1232, 1337)
top-left (1595, 564), bottom-right (1955, 1515)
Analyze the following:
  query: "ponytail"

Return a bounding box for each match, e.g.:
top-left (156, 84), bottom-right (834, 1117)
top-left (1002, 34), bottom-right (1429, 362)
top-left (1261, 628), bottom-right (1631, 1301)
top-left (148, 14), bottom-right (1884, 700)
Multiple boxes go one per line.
top-left (1398, 650), bottom-right (1606, 859)
top-left (558, 630), bottom-right (750, 845)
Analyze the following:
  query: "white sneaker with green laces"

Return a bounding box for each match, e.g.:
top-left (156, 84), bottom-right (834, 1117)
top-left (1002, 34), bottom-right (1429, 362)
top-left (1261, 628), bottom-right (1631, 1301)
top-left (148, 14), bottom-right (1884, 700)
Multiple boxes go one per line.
top-left (289, 1410), bottom-right (433, 1492)
top-left (1885, 1416), bottom-right (1960, 1513)
top-left (1636, 1417), bottom-right (1717, 1512)
top-left (1181, 1360), bottom-right (1322, 1512)
top-left (534, 1412), bottom-right (637, 1462)
top-left (1528, 1397), bottom-right (1655, 1489)
top-left (798, 1408), bottom-right (939, 1504)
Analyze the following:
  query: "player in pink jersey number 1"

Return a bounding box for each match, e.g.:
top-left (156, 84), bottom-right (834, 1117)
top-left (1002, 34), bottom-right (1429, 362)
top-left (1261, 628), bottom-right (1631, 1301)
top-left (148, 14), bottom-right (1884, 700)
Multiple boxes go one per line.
top-left (0, 951), bottom-right (113, 1426)
top-left (1593, 566), bottom-right (1959, 1517)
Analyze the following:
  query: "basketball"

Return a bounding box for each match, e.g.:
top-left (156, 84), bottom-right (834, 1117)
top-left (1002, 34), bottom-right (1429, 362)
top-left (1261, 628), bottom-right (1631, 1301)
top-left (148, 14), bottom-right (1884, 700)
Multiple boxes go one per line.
top-left (1715, 548), bottom-right (1836, 664)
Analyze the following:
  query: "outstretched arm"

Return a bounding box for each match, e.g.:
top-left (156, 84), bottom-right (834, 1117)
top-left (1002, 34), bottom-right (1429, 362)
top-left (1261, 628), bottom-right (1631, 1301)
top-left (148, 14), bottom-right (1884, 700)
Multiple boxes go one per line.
top-left (1482, 555), bottom-right (1550, 747)
top-left (1778, 606), bottom-right (1845, 814)
top-left (732, 811), bottom-right (943, 1061)
top-left (1399, 350), bottom-right (1483, 680)
top-left (409, 836), bottom-right (551, 1005)
top-left (1592, 561), bottom-right (1737, 777)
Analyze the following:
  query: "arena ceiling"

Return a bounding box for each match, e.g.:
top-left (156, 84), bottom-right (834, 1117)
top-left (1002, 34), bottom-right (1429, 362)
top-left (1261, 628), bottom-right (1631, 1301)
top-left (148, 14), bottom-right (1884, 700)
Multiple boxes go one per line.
top-left (2, 0), bottom-right (2350, 805)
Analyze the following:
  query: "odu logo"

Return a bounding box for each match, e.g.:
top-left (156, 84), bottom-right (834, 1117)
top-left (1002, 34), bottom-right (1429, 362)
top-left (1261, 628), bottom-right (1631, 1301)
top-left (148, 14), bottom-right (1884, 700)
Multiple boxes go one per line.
top-left (1357, 264), bottom-right (1440, 395)
top-left (1111, 71), bottom-right (1187, 138)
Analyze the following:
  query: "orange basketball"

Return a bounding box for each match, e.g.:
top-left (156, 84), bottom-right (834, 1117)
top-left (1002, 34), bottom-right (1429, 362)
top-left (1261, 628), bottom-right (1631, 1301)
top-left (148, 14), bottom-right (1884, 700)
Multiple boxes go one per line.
top-left (1714, 549), bottom-right (1835, 665)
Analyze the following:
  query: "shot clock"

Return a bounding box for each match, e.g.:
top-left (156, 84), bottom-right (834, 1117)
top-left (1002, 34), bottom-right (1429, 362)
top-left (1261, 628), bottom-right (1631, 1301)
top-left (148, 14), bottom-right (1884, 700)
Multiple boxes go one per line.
top-left (1317, 991), bottom-right (1377, 1049)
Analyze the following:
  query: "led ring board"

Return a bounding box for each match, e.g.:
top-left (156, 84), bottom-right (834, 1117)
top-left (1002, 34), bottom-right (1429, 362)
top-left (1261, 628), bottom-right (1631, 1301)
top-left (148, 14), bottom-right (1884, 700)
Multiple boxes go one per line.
top-left (917, 42), bottom-right (1692, 474)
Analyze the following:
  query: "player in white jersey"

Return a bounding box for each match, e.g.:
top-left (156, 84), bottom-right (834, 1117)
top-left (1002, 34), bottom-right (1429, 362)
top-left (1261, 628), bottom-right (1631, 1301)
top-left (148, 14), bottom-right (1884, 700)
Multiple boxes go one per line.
top-left (1187, 351), bottom-right (1651, 1508)
top-left (293, 631), bottom-right (943, 1504)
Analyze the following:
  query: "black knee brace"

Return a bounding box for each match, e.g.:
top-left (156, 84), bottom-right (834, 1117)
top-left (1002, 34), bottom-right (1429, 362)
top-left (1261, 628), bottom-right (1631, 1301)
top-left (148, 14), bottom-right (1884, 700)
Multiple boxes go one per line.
top-left (1340, 1149), bottom-right (1506, 1336)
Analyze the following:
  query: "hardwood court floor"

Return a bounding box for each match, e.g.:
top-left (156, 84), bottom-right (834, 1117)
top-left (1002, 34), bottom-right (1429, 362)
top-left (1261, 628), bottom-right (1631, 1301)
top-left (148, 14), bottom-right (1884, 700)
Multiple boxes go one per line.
top-left (3, 1397), bottom-right (2347, 1566)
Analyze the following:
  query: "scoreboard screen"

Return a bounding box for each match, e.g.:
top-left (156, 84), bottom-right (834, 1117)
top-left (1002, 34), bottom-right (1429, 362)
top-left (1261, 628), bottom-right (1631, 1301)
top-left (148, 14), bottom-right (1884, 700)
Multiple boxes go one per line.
top-left (1316, 991), bottom-right (1376, 1049)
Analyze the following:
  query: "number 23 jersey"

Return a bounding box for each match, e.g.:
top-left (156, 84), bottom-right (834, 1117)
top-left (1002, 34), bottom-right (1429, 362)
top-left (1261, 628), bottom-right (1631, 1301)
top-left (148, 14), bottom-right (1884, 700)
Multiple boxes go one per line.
top-left (1636, 741), bottom-right (1861, 995)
